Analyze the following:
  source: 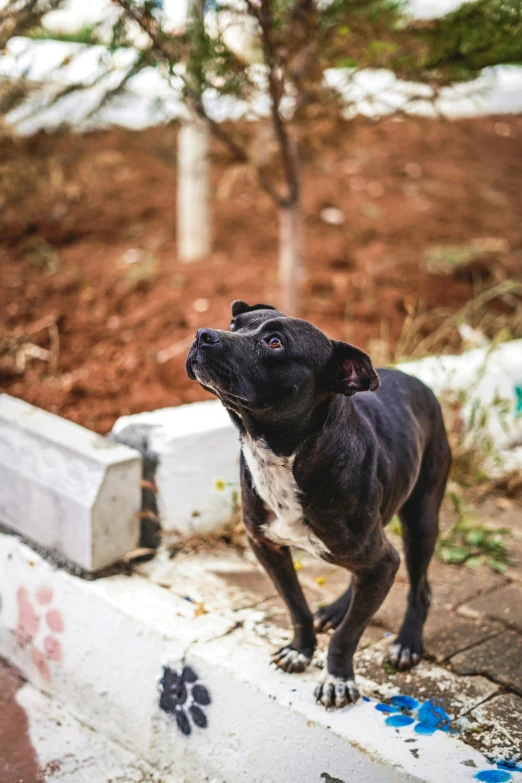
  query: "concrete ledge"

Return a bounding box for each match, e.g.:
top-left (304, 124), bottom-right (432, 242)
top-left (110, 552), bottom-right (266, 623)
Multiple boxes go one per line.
top-left (0, 394), bottom-right (141, 571)
top-left (113, 400), bottom-right (240, 535)
top-left (0, 532), bottom-right (507, 783)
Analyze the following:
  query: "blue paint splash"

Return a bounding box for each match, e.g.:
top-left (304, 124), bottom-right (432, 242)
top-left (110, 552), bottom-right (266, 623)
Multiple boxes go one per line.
top-left (375, 703), bottom-right (400, 713)
top-left (497, 761), bottom-right (522, 774)
top-left (376, 694), bottom-right (454, 736)
top-left (414, 721), bottom-right (436, 736)
top-left (390, 695), bottom-right (419, 711)
top-left (362, 696), bottom-right (371, 703)
top-left (385, 714), bottom-right (415, 728)
top-left (474, 771), bottom-right (512, 783)
top-left (416, 700), bottom-right (451, 732)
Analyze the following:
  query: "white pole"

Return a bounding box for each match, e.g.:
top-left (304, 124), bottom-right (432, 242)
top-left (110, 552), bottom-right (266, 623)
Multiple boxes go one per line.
top-left (177, 0), bottom-right (211, 263)
top-left (177, 114), bottom-right (211, 263)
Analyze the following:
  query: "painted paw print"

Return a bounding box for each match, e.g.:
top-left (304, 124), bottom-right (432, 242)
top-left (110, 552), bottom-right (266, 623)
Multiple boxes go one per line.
top-left (158, 665), bottom-right (211, 736)
top-left (16, 585), bottom-right (64, 683)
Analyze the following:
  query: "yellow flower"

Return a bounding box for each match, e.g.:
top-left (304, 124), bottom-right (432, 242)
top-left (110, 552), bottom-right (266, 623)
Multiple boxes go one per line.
top-left (315, 575), bottom-right (326, 587)
top-left (213, 477), bottom-right (226, 492)
top-left (293, 560), bottom-right (303, 571)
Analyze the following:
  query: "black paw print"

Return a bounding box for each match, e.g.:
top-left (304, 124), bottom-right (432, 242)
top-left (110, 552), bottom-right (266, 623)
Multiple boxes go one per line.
top-left (158, 665), bottom-right (211, 736)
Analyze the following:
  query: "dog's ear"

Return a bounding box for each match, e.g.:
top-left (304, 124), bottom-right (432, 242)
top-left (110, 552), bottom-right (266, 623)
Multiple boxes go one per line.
top-left (327, 340), bottom-right (380, 397)
top-left (231, 300), bottom-right (277, 317)
top-left (231, 300), bottom-right (251, 317)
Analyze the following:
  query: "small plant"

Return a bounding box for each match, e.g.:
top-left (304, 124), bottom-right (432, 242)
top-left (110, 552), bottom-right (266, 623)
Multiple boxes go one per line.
top-left (387, 515), bottom-right (402, 537)
top-left (437, 491), bottom-right (511, 573)
top-left (442, 386), bottom-right (512, 488)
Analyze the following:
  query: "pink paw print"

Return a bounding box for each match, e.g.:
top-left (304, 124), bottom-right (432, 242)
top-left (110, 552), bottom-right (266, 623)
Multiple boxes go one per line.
top-left (16, 585), bottom-right (65, 683)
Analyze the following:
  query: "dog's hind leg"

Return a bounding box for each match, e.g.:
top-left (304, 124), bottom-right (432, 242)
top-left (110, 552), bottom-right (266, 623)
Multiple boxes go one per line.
top-left (313, 582), bottom-right (352, 633)
top-left (388, 445), bottom-right (450, 671)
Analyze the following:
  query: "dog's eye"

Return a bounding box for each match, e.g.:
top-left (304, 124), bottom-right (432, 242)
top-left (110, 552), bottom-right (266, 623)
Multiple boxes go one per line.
top-left (267, 336), bottom-right (283, 350)
top-left (230, 320), bottom-right (236, 331)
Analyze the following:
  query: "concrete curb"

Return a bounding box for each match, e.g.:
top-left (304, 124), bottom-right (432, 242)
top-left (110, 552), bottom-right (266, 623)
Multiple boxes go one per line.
top-left (0, 394), bottom-right (141, 572)
top-left (0, 532), bottom-right (504, 783)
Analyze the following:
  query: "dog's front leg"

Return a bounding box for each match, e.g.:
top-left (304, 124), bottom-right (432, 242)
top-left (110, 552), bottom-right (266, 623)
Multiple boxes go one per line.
top-left (249, 536), bottom-right (316, 673)
top-left (315, 538), bottom-right (400, 708)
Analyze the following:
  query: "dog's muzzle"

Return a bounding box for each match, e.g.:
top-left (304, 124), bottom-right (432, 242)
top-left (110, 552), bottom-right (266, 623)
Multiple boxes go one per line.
top-left (185, 328), bottom-right (222, 380)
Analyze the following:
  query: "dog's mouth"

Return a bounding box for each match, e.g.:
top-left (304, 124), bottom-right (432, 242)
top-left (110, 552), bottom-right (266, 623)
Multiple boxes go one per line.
top-left (187, 345), bottom-right (255, 410)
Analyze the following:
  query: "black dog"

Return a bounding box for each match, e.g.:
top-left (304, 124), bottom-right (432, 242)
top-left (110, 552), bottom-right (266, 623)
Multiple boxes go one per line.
top-left (186, 301), bottom-right (451, 709)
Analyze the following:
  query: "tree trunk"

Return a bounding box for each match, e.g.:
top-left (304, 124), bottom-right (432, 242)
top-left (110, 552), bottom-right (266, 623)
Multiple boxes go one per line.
top-left (177, 114), bottom-right (211, 263)
top-left (278, 200), bottom-right (302, 315)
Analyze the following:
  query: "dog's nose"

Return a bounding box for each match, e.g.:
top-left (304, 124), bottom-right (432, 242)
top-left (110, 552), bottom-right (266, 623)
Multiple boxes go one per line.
top-left (197, 328), bottom-right (221, 346)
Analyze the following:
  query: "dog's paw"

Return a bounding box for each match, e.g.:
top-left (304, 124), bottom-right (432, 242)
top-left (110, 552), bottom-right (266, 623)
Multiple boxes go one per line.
top-left (271, 645), bottom-right (313, 673)
top-left (314, 672), bottom-right (360, 709)
top-left (388, 639), bottom-right (422, 671)
top-left (313, 604), bottom-right (346, 634)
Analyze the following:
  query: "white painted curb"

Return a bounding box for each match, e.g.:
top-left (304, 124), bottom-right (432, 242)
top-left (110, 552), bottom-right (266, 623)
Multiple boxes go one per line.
top-left (0, 532), bottom-right (498, 783)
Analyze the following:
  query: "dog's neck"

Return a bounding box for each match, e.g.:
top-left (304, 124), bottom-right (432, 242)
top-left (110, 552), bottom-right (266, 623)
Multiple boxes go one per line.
top-left (226, 394), bottom-right (355, 456)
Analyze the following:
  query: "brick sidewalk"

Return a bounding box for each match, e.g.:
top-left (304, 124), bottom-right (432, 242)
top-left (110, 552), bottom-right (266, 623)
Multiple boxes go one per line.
top-left (303, 496), bottom-right (522, 762)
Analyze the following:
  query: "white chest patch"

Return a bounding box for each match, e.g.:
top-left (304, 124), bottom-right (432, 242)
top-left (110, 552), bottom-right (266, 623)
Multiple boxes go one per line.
top-left (242, 437), bottom-right (329, 558)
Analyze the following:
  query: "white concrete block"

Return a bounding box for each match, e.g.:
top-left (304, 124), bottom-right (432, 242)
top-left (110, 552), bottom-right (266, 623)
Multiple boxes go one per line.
top-left (398, 339), bottom-right (522, 465)
top-left (113, 400), bottom-right (240, 534)
top-left (0, 394), bottom-right (141, 571)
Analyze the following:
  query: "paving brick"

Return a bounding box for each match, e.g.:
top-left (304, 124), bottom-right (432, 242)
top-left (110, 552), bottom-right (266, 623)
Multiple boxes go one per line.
top-left (372, 579), bottom-right (409, 632)
top-left (450, 630), bottom-right (522, 695)
top-left (460, 584), bottom-right (522, 631)
top-left (468, 693), bottom-right (522, 760)
top-left (428, 559), bottom-right (507, 610)
top-left (424, 613), bottom-right (503, 662)
top-left (354, 641), bottom-right (498, 718)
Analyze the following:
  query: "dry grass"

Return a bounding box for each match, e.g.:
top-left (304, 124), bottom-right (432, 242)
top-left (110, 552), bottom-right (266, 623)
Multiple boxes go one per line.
top-left (389, 278), bottom-right (522, 494)
top-left (393, 279), bottom-right (522, 361)
top-left (0, 313), bottom-right (59, 377)
top-left (163, 512), bottom-right (247, 559)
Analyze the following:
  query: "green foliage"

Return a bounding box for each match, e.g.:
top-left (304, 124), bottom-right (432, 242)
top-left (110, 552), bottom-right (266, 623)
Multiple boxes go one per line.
top-left (25, 24), bottom-right (100, 44)
top-left (419, 0), bottom-right (522, 82)
top-left (387, 515), bottom-right (402, 536)
top-left (437, 491), bottom-right (512, 573)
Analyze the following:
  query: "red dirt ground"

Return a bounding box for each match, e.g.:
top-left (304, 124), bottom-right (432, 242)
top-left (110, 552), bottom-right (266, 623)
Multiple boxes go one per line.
top-left (1, 115), bottom-right (521, 433)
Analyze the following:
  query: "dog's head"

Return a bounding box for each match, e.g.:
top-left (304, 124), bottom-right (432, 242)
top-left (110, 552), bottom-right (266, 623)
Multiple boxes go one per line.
top-left (186, 300), bottom-right (380, 420)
